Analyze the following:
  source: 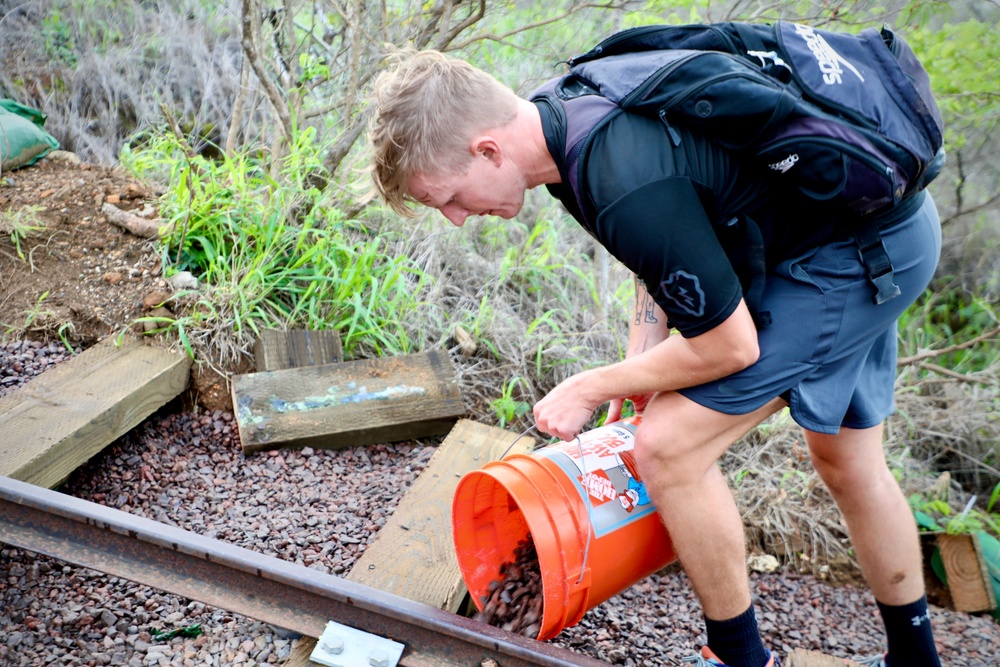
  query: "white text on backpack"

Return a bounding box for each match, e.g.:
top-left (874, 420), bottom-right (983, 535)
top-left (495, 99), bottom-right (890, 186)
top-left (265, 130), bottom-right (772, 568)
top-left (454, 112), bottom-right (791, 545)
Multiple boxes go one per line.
top-left (793, 23), bottom-right (865, 85)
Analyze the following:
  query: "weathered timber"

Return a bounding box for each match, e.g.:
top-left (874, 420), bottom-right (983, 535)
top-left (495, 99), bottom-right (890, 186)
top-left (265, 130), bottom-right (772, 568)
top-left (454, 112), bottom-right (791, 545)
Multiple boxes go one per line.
top-left (0, 336), bottom-right (191, 488)
top-left (937, 533), bottom-right (997, 612)
top-left (253, 328), bottom-right (343, 372)
top-left (350, 419), bottom-right (537, 611)
top-left (285, 420), bottom-right (536, 666)
top-left (233, 350), bottom-right (464, 453)
top-left (786, 649), bottom-right (862, 667)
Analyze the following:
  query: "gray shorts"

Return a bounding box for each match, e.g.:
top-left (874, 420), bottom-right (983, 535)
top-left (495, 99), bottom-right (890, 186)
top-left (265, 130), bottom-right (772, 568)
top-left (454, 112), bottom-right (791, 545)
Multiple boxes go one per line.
top-left (679, 192), bottom-right (942, 434)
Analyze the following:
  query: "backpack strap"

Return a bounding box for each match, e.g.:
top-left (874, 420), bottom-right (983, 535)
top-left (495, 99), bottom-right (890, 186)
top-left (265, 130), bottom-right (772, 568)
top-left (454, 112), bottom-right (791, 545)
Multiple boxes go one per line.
top-left (854, 189), bottom-right (927, 305)
top-left (742, 215), bottom-right (772, 329)
top-left (855, 220), bottom-right (901, 305)
top-left (732, 22), bottom-right (766, 54)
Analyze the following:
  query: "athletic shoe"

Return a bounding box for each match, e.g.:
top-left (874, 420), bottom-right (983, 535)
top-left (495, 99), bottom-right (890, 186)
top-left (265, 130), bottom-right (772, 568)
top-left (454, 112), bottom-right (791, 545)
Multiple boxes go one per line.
top-left (854, 656), bottom-right (887, 667)
top-left (679, 646), bottom-right (779, 666)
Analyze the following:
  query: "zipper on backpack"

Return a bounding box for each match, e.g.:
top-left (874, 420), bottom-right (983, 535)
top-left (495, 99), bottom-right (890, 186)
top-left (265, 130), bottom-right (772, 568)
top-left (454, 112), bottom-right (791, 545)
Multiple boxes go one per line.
top-left (658, 110), bottom-right (683, 147)
top-left (761, 136), bottom-right (897, 198)
top-left (660, 69), bottom-right (779, 112)
top-left (619, 53), bottom-right (699, 107)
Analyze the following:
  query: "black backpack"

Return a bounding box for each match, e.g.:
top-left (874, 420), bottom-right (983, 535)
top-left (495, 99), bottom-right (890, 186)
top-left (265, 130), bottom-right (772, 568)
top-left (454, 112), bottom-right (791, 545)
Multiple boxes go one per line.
top-left (559, 20), bottom-right (945, 217)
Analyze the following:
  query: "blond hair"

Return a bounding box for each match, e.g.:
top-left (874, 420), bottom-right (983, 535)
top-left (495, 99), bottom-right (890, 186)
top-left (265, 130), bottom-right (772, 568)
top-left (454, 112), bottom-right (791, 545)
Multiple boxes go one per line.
top-left (367, 49), bottom-right (519, 216)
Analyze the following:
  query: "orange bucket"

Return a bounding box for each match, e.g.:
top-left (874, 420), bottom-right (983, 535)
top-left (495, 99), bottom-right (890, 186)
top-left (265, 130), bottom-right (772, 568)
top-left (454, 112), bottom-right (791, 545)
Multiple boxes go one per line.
top-left (452, 417), bottom-right (676, 640)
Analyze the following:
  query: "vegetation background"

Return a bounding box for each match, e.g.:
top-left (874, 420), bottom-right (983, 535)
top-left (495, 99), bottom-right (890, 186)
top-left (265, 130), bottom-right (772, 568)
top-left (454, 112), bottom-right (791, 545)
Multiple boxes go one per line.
top-left (0, 0), bottom-right (997, 574)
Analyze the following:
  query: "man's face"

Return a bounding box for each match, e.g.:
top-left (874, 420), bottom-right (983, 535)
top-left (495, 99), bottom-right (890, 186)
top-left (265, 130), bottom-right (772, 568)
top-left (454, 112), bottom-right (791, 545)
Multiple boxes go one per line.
top-left (408, 148), bottom-right (525, 226)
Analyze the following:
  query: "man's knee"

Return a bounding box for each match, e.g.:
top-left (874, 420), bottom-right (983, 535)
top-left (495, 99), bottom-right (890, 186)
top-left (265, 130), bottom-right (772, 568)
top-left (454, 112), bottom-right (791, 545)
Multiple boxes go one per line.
top-left (632, 422), bottom-right (713, 487)
top-left (806, 428), bottom-right (890, 498)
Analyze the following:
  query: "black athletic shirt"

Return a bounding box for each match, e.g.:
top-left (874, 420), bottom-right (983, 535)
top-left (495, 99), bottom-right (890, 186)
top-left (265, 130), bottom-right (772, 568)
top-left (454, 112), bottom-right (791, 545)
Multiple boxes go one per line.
top-left (535, 98), bottom-right (844, 337)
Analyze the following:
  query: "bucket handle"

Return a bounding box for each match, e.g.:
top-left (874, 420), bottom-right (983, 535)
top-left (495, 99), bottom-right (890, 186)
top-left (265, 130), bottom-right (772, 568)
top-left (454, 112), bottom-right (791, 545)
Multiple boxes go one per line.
top-left (500, 423), bottom-right (540, 459)
top-left (571, 434), bottom-right (595, 584)
top-left (502, 427), bottom-right (596, 585)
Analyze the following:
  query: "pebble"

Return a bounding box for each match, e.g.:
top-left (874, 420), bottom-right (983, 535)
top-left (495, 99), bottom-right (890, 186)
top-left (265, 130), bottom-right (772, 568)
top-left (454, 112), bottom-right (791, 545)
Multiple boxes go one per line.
top-left (1, 341), bottom-right (998, 666)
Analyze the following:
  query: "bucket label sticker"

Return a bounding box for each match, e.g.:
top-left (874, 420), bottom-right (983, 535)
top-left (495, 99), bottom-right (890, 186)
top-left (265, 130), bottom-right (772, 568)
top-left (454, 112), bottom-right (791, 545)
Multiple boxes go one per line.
top-left (537, 421), bottom-right (656, 537)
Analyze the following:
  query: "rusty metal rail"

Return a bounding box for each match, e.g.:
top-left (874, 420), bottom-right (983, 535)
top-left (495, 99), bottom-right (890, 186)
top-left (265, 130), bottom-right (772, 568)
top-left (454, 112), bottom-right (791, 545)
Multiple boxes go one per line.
top-left (0, 476), bottom-right (608, 667)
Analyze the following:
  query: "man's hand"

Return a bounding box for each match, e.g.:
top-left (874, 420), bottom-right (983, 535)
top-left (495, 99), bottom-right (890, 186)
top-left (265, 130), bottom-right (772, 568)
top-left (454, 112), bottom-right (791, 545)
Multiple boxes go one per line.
top-left (532, 373), bottom-right (601, 442)
top-left (606, 393), bottom-right (653, 423)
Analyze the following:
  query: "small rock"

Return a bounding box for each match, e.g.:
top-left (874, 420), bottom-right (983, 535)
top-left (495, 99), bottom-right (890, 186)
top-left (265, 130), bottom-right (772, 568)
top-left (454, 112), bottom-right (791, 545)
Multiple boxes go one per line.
top-left (47, 150), bottom-right (82, 164)
top-left (142, 291), bottom-right (173, 311)
top-left (747, 553), bottom-right (780, 573)
top-left (166, 271), bottom-right (198, 291)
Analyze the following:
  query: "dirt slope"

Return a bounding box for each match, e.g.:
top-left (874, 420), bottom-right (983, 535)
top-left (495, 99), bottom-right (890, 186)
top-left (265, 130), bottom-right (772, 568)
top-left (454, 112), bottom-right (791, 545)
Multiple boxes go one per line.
top-left (0, 153), bottom-right (232, 407)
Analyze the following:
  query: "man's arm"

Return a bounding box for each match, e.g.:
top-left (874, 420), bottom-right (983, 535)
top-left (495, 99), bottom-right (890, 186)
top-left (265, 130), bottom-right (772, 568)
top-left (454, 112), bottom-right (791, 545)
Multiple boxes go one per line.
top-left (534, 297), bottom-right (759, 441)
top-left (606, 277), bottom-right (671, 422)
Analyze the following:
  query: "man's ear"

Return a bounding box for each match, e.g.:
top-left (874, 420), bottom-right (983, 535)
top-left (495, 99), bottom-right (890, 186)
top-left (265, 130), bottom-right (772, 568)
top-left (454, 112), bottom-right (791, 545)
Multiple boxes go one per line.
top-left (471, 136), bottom-right (503, 166)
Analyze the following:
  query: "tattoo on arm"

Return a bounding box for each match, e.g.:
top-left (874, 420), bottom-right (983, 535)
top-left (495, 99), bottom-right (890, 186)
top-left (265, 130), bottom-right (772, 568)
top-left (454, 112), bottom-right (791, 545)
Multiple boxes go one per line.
top-left (634, 277), bottom-right (660, 326)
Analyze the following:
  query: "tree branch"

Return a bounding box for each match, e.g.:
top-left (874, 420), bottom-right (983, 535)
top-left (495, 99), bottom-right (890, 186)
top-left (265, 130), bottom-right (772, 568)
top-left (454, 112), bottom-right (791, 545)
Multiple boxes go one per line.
top-left (917, 362), bottom-right (996, 386)
top-left (446, 1), bottom-right (626, 51)
top-left (318, 110), bottom-right (371, 182)
top-left (226, 52), bottom-right (252, 155)
top-left (897, 325), bottom-right (1000, 366)
top-left (434, 0), bottom-right (486, 51)
top-left (241, 0), bottom-right (292, 142)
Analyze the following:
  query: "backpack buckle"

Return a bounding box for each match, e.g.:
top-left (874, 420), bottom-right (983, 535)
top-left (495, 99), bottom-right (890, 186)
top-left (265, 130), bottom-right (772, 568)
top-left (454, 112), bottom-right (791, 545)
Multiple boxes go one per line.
top-left (855, 220), bottom-right (901, 305)
top-left (869, 270), bottom-right (902, 305)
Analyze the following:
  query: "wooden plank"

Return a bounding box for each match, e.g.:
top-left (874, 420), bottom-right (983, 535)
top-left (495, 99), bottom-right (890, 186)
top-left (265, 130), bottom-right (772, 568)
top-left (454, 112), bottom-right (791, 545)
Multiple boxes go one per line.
top-left (0, 336), bottom-right (191, 488)
top-left (285, 640), bottom-right (317, 666)
top-left (233, 350), bottom-right (464, 454)
top-left (283, 420), bottom-right (536, 666)
top-left (786, 649), bottom-right (862, 667)
top-left (253, 328), bottom-right (343, 372)
top-left (349, 419), bottom-right (536, 612)
top-left (937, 533), bottom-right (996, 612)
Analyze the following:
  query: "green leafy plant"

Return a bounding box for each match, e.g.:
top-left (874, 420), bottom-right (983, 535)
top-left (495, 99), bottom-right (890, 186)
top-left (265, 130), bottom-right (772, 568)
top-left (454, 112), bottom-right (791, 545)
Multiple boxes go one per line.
top-left (2, 291), bottom-right (53, 338)
top-left (909, 481), bottom-right (1000, 539)
top-left (0, 205), bottom-right (47, 262)
top-left (491, 377), bottom-right (531, 429)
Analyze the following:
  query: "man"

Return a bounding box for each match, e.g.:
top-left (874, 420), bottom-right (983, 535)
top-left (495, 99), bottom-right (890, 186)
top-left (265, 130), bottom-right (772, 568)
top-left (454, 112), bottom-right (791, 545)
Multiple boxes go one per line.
top-left (368, 46), bottom-right (943, 667)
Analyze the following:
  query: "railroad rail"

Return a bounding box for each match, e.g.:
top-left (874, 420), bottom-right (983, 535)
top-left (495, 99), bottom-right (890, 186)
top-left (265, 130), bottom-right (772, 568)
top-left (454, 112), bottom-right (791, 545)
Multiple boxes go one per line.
top-left (0, 476), bottom-right (609, 667)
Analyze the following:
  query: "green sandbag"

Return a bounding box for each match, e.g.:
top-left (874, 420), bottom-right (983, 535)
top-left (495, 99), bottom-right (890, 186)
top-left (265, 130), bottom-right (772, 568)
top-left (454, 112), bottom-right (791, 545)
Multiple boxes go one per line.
top-left (0, 99), bottom-right (60, 171)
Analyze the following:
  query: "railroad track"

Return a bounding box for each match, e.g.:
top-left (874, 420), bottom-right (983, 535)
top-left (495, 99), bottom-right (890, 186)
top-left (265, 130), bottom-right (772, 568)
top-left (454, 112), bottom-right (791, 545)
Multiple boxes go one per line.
top-left (0, 476), bottom-right (608, 667)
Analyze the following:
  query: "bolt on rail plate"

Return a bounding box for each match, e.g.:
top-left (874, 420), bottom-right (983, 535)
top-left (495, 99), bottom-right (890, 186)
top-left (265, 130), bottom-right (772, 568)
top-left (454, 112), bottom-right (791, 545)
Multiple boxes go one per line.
top-left (310, 620), bottom-right (404, 667)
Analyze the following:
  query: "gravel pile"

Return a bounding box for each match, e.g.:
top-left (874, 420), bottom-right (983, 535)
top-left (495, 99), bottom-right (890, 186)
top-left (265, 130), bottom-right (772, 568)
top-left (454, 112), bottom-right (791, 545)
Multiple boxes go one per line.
top-left (0, 339), bottom-right (76, 397)
top-left (2, 340), bottom-right (999, 666)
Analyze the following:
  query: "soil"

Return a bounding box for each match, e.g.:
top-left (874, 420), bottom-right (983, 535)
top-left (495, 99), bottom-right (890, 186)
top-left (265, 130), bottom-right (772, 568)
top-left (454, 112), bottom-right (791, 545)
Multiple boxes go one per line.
top-left (0, 153), bottom-right (228, 409)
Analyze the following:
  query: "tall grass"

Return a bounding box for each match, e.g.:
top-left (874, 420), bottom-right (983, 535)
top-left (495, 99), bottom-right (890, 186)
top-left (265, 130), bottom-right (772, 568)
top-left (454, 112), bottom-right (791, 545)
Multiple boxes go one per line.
top-left (121, 128), bottom-right (431, 366)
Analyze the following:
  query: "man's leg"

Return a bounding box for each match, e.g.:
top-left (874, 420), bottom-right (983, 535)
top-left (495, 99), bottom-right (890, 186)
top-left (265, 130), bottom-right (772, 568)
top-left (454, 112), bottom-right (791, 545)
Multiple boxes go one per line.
top-left (805, 425), bottom-right (942, 667)
top-left (634, 391), bottom-right (785, 667)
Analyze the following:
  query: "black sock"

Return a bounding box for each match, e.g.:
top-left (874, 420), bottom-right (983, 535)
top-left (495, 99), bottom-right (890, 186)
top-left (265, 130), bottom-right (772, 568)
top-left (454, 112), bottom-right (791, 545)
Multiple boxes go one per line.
top-left (876, 596), bottom-right (942, 667)
top-left (704, 605), bottom-right (770, 667)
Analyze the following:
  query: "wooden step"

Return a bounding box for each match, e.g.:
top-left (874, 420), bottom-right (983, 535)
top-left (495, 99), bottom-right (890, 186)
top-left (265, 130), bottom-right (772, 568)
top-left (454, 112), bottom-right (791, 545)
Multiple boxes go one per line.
top-left (233, 350), bottom-right (464, 453)
top-left (786, 649), bottom-right (862, 667)
top-left (0, 336), bottom-right (191, 488)
top-left (253, 328), bottom-right (343, 372)
top-left (285, 419), bottom-right (537, 665)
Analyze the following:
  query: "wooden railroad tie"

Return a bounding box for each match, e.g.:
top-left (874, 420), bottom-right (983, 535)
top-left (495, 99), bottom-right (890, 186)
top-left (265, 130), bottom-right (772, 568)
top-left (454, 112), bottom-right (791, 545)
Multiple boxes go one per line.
top-left (285, 419), bottom-right (536, 665)
top-left (253, 328), bottom-right (343, 372)
top-left (936, 532), bottom-right (997, 613)
top-left (232, 349), bottom-right (465, 454)
top-left (0, 336), bottom-right (191, 488)
top-left (785, 649), bottom-right (862, 667)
